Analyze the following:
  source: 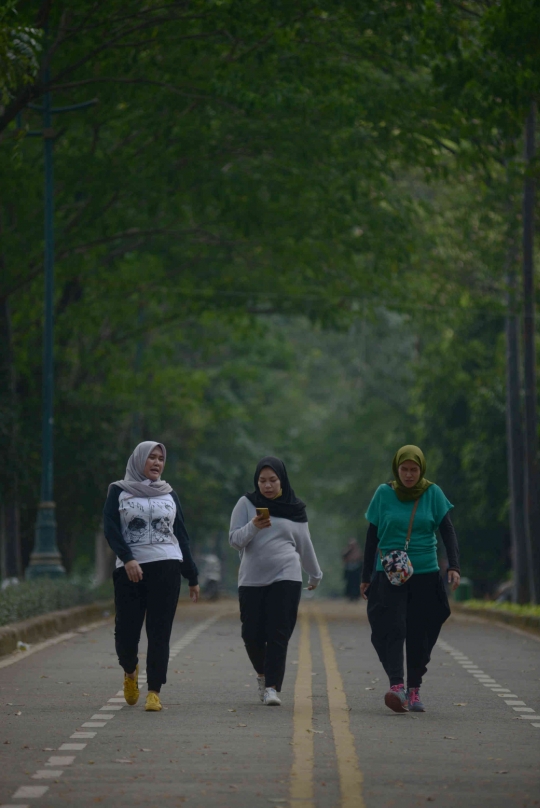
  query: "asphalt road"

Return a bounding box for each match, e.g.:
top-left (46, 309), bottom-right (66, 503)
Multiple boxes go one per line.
top-left (0, 596), bottom-right (539, 808)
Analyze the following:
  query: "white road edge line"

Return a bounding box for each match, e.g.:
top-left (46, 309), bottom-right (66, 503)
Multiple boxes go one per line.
top-left (4, 611), bottom-right (224, 806)
top-left (437, 639), bottom-right (540, 729)
top-left (0, 618), bottom-right (113, 670)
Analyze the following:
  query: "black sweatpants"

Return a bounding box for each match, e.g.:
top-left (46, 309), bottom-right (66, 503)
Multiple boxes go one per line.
top-left (367, 571), bottom-right (450, 688)
top-left (113, 559), bottom-right (181, 693)
top-left (238, 580), bottom-right (302, 692)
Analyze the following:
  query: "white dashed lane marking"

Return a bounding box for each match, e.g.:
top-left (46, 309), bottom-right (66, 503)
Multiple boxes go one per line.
top-left (0, 613), bottom-right (223, 808)
top-left (437, 638), bottom-right (540, 728)
top-left (12, 786), bottom-right (49, 798)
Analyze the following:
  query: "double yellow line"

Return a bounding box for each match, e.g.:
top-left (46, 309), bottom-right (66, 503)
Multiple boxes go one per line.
top-left (290, 607), bottom-right (364, 808)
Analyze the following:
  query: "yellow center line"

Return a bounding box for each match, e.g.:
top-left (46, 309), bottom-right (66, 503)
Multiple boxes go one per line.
top-left (290, 609), bottom-right (315, 807)
top-left (316, 607), bottom-right (365, 808)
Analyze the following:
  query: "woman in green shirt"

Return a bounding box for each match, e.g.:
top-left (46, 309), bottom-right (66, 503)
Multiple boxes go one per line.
top-left (361, 445), bottom-right (461, 713)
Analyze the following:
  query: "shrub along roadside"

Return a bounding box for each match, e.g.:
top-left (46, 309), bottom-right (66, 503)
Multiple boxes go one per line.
top-left (460, 600), bottom-right (540, 618)
top-left (0, 578), bottom-right (113, 627)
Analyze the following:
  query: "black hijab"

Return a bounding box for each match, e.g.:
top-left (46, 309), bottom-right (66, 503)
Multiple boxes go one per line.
top-left (245, 456), bottom-right (308, 523)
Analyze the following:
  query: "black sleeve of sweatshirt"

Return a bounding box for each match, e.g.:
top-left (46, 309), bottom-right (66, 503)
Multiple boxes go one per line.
top-left (103, 484), bottom-right (134, 564)
top-left (362, 523), bottom-right (379, 584)
top-left (171, 492), bottom-right (199, 587)
top-left (439, 512), bottom-right (460, 572)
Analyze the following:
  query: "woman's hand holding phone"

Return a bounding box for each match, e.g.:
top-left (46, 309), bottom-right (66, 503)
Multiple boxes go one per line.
top-left (253, 508), bottom-right (271, 530)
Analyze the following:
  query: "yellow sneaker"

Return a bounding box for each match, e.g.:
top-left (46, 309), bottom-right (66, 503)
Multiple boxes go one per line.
top-left (145, 692), bottom-right (162, 712)
top-left (123, 664), bottom-right (139, 706)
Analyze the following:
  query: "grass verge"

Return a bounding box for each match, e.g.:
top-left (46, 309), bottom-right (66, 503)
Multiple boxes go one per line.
top-left (460, 599), bottom-right (540, 618)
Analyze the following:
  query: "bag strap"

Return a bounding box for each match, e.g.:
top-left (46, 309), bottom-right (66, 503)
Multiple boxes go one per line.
top-left (404, 498), bottom-right (420, 551)
top-left (378, 491), bottom-right (421, 561)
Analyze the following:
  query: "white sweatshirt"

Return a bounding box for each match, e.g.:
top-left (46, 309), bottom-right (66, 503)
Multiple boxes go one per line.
top-left (229, 496), bottom-right (323, 588)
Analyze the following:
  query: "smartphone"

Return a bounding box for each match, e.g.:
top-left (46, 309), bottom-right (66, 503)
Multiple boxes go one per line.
top-left (256, 507), bottom-right (270, 519)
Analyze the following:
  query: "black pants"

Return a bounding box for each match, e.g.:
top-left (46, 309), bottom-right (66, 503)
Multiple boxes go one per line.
top-left (344, 567), bottom-right (361, 601)
top-left (367, 571), bottom-right (450, 688)
top-left (113, 559), bottom-right (181, 693)
top-left (238, 580), bottom-right (302, 692)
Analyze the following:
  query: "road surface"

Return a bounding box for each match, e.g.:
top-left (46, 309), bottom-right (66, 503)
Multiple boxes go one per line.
top-left (1, 596), bottom-right (539, 807)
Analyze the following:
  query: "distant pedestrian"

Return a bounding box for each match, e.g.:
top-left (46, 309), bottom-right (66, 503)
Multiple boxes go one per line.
top-left (361, 445), bottom-right (460, 713)
top-left (104, 441), bottom-right (199, 712)
top-left (342, 539), bottom-right (363, 601)
top-left (229, 456), bottom-right (322, 706)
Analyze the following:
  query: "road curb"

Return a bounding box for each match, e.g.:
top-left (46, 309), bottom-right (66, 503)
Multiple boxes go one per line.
top-left (453, 602), bottom-right (540, 636)
top-left (0, 600), bottom-right (114, 658)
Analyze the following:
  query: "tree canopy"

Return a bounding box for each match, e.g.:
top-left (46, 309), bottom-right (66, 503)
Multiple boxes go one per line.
top-left (1, 0), bottom-right (539, 596)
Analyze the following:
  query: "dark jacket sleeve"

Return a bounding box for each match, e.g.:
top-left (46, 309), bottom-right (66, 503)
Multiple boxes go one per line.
top-left (103, 485), bottom-right (134, 564)
top-left (171, 492), bottom-right (199, 586)
top-left (439, 512), bottom-right (460, 572)
top-left (362, 523), bottom-right (379, 583)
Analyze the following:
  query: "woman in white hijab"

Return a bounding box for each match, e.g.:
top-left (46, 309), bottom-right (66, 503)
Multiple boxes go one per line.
top-left (104, 441), bottom-right (199, 712)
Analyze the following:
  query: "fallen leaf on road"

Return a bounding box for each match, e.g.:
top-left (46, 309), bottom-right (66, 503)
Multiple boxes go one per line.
top-left (306, 729), bottom-right (323, 734)
top-left (371, 678), bottom-right (380, 683)
top-left (115, 759), bottom-right (132, 764)
top-left (495, 770), bottom-right (508, 774)
top-left (453, 703), bottom-right (467, 707)
top-left (227, 709), bottom-right (236, 712)
top-left (141, 749), bottom-right (151, 752)
top-left (40, 675), bottom-right (48, 679)
top-left (443, 736), bottom-right (457, 740)
top-left (365, 687), bottom-right (375, 691)
top-left (15, 711), bottom-right (22, 716)
top-left (237, 723), bottom-right (247, 727)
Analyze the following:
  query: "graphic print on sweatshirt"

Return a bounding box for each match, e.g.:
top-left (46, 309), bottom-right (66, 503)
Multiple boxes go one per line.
top-left (119, 493), bottom-right (177, 546)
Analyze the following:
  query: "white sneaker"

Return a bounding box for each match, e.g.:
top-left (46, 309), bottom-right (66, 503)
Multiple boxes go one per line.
top-left (263, 687), bottom-right (281, 706)
top-left (257, 675), bottom-right (266, 703)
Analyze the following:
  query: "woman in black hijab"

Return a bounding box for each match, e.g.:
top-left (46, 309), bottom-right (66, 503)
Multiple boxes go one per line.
top-left (229, 457), bottom-right (323, 706)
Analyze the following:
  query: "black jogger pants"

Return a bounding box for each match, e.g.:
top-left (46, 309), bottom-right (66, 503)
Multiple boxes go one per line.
top-left (113, 559), bottom-right (181, 692)
top-left (238, 580), bottom-right (302, 692)
top-left (367, 571), bottom-right (450, 688)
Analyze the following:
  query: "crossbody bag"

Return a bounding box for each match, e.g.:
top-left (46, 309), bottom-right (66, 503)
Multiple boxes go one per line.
top-left (379, 496), bottom-right (420, 586)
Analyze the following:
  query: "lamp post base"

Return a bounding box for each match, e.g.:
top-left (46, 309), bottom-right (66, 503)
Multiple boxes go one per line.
top-left (26, 501), bottom-right (65, 579)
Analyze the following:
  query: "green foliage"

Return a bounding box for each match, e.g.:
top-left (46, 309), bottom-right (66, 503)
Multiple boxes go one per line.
top-left (0, 578), bottom-right (112, 627)
top-left (0, 1), bottom-right (41, 105)
top-left (0, 0), bottom-right (539, 600)
top-left (461, 600), bottom-right (540, 618)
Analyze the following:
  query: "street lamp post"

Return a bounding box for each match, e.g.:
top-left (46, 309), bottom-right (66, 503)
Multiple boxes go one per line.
top-left (24, 67), bottom-right (96, 578)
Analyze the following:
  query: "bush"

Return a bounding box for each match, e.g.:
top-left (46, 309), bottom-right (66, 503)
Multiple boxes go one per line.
top-left (461, 599), bottom-right (540, 618)
top-left (0, 578), bottom-right (113, 627)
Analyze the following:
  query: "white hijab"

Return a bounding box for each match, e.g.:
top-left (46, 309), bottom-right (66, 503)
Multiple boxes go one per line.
top-left (108, 441), bottom-right (173, 498)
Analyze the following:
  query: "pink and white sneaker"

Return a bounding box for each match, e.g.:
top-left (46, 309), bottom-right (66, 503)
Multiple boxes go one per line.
top-left (384, 684), bottom-right (409, 713)
top-left (407, 687), bottom-right (425, 712)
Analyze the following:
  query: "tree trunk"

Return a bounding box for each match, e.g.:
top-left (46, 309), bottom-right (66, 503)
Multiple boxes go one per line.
top-left (522, 101), bottom-right (540, 602)
top-left (0, 222), bottom-right (22, 579)
top-left (94, 529), bottom-right (115, 586)
top-left (505, 266), bottom-right (530, 602)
